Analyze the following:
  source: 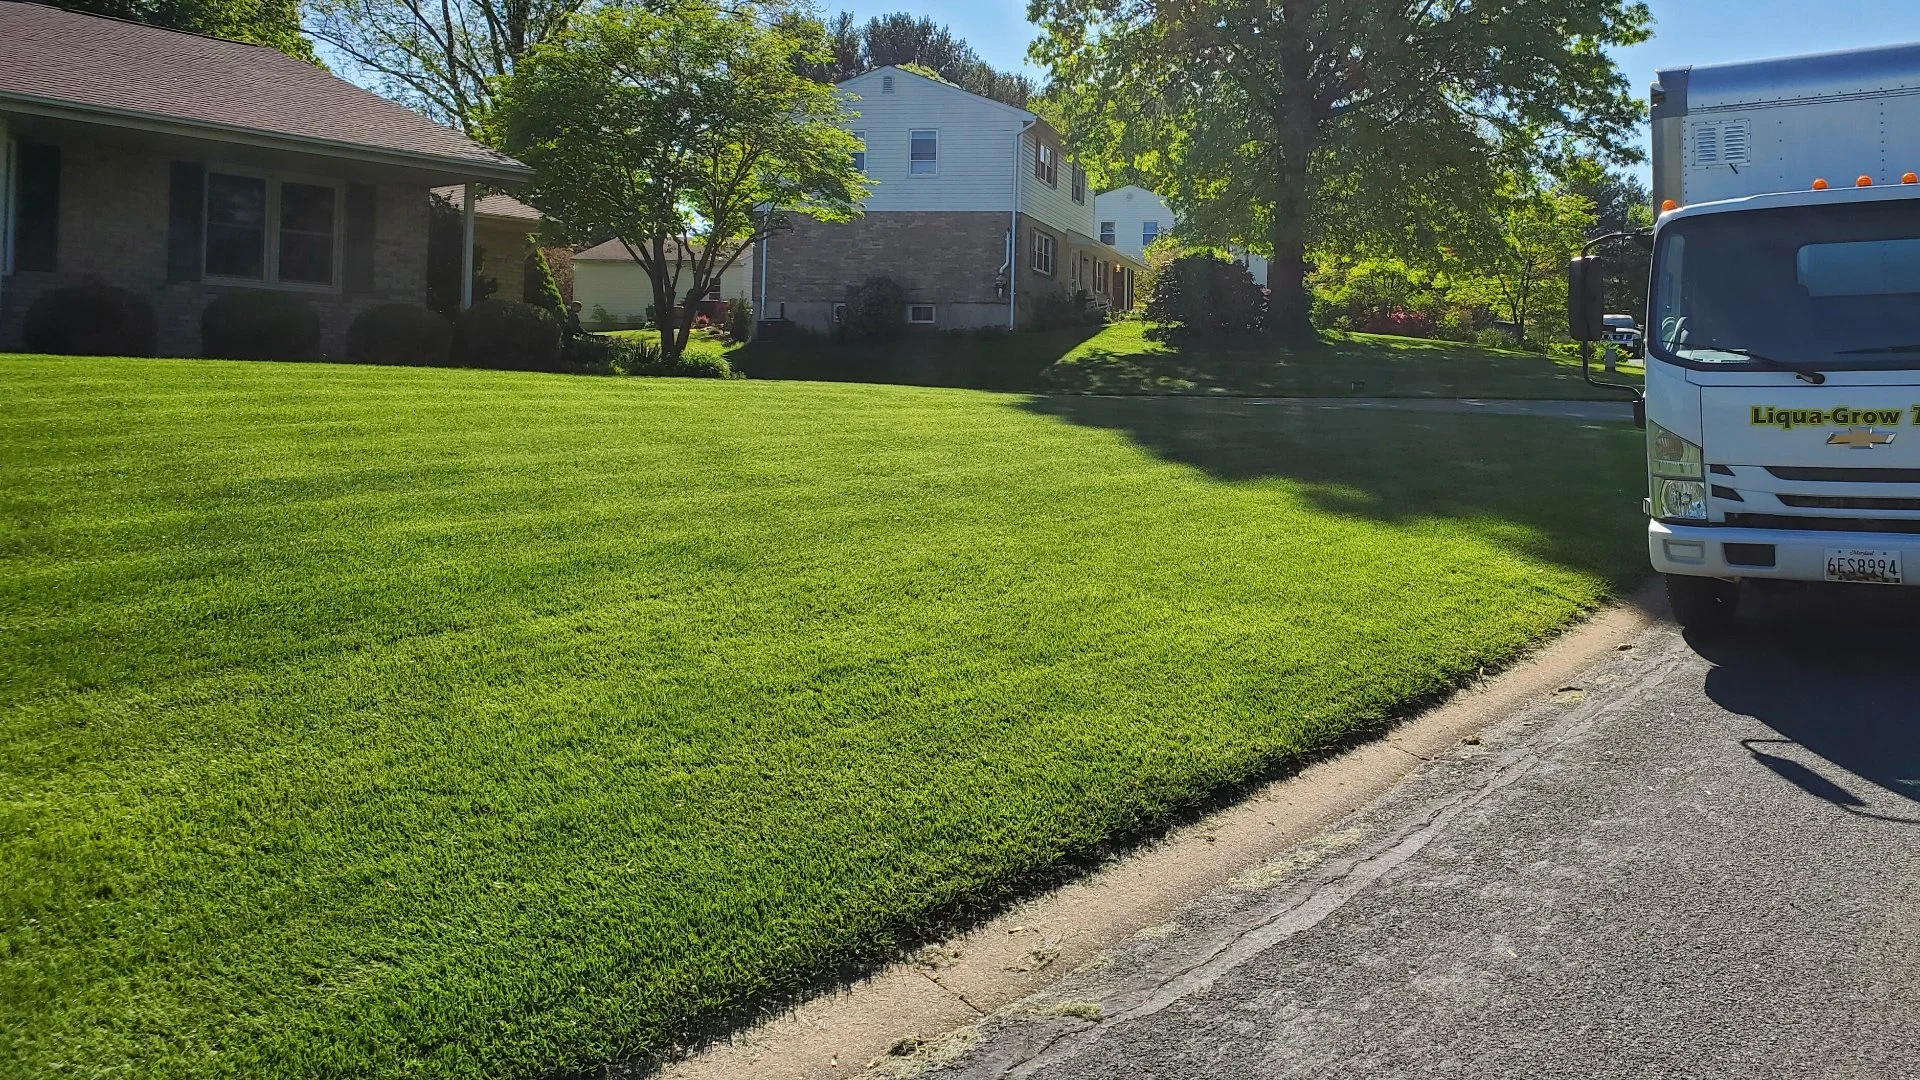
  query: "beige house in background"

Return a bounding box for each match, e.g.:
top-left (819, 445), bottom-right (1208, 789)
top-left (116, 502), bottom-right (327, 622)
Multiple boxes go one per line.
top-left (571, 238), bottom-right (753, 328)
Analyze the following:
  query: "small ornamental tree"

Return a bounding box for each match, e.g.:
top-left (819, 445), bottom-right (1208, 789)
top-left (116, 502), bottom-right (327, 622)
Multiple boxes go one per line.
top-left (499, 0), bottom-right (869, 362)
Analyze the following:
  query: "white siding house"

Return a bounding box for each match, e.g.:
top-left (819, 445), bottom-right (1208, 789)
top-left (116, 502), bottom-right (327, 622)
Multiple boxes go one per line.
top-left (1093, 184), bottom-right (1269, 286)
top-left (760, 66), bottom-right (1145, 333)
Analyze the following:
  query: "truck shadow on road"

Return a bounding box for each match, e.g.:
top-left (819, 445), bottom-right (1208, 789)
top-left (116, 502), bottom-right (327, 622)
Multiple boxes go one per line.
top-left (1694, 587), bottom-right (1920, 822)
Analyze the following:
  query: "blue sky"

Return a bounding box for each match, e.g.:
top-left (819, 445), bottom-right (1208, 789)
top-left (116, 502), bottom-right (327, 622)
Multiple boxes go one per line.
top-left (835, 0), bottom-right (1920, 177)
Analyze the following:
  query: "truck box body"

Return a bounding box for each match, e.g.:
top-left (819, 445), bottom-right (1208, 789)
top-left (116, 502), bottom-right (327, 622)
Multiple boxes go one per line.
top-left (1651, 43), bottom-right (1920, 209)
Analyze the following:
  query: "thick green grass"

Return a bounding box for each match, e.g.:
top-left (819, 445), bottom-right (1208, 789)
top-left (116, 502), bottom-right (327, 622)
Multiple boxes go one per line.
top-left (730, 321), bottom-right (1642, 399)
top-left (1047, 321), bottom-right (1645, 398)
top-left (2, 356), bottom-right (1645, 1078)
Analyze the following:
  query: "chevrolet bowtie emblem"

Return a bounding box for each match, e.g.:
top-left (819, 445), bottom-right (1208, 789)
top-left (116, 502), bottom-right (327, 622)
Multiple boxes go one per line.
top-left (1828, 427), bottom-right (1898, 449)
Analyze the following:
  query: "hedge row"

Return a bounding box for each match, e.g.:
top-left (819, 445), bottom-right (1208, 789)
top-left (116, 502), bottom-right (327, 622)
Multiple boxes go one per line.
top-left (18, 286), bottom-right (574, 372)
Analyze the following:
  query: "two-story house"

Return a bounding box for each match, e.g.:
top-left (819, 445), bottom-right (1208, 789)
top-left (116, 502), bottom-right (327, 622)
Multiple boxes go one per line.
top-left (1093, 184), bottom-right (1269, 287)
top-left (758, 66), bottom-right (1144, 333)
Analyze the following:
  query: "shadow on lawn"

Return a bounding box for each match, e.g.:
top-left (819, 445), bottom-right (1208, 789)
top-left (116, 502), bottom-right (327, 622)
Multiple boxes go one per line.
top-left (733, 325), bottom-right (1103, 392)
top-left (1017, 393), bottom-right (1647, 584)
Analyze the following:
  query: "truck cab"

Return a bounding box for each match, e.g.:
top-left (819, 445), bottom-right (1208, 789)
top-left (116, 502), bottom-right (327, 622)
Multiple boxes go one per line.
top-left (1611, 43), bottom-right (1920, 630)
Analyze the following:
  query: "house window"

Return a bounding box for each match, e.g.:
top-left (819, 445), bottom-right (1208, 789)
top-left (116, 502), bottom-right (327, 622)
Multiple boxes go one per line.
top-left (1035, 143), bottom-right (1056, 187)
top-left (1095, 259), bottom-right (1110, 295)
top-left (705, 283), bottom-right (722, 301)
top-left (908, 303), bottom-right (936, 324)
top-left (1142, 220), bottom-right (1160, 248)
top-left (1031, 231), bottom-right (1055, 276)
top-left (850, 130), bottom-right (866, 174)
top-left (205, 170), bottom-right (341, 287)
top-left (1099, 221), bottom-right (1115, 246)
top-left (1071, 165), bottom-right (1086, 204)
top-left (909, 130), bottom-right (938, 176)
top-left (8, 140), bottom-right (60, 273)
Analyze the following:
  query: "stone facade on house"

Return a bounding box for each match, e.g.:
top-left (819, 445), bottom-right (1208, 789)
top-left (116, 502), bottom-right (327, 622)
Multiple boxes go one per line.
top-left (0, 136), bottom-right (432, 359)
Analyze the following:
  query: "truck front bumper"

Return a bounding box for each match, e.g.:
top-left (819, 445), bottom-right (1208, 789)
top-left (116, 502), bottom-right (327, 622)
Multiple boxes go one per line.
top-left (1650, 520), bottom-right (1920, 584)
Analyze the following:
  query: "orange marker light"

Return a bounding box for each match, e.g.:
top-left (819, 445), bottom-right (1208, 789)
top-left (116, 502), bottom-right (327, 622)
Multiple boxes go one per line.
top-left (1904, 172), bottom-right (1918, 185)
top-left (1858, 175), bottom-right (1875, 187)
top-left (1660, 199), bottom-right (1679, 212)
top-left (1812, 178), bottom-right (1830, 190)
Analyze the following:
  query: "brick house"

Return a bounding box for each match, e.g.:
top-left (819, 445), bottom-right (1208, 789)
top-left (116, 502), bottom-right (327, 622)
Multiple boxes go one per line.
top-left (430, 187), bottom-right (545, 306)
top-left (758, 66), bottom-right (1146, 334)
top-left (0, 2), bottom-right (530, 358)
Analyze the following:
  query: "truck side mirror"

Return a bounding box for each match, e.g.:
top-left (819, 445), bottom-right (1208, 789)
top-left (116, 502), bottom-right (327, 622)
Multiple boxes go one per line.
top-left (1567, 256), bottom-right (1606, 341)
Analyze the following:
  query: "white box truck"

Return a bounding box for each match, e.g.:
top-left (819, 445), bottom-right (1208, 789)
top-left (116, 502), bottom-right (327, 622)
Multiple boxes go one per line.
top-left (1570, 42), bottom-right (1920, 631)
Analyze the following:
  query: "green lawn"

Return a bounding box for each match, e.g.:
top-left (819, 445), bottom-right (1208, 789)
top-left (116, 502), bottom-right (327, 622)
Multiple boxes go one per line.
top-left (598, 327), bottom-right (738, 364)
top-left (727, 321), bottom-right (1642, 399)
top-left (1045, 321), bottom-right (1644, 398)
top-left (2, 356), bottom-right (1646, 1078)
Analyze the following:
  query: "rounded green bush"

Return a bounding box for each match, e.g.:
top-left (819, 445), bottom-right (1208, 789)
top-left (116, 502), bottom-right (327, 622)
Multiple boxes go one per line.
top-left (452, 299), bottom-right (564, 372)
top-left (201, 291), bottom-right (323, 361)
top-left (22, 283), bottom-right (158, 357)
top-left (346, 304), bottom-right (453, 367)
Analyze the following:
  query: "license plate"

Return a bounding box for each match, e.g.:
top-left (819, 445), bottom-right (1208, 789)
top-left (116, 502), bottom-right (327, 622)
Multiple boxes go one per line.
top-left (1825, 548), bottom-right (1903, 585)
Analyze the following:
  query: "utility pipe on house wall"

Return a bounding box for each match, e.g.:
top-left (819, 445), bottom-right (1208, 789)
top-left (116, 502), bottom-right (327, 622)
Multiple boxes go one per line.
top-left (1010, 120), bottom-right (1032, 330)
top-left (459, 182), bottom-right (476, 310)
top-left (758, 206), bottom-right (771, 336)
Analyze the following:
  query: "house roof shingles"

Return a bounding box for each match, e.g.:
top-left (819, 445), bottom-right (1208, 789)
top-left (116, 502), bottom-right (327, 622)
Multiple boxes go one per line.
top-left (0, 2), bottom-right (524, 177)
top-left (431, 187), bottom-right (542, 222)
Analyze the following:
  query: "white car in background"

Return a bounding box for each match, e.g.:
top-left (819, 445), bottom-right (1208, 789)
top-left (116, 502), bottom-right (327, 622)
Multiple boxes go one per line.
top-left (1602, 313), bottom-right (1643, 358)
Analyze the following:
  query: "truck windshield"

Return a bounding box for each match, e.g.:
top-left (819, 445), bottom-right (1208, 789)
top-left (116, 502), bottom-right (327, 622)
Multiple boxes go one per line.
top-left (1650, 199), bottom-right (1920, 369)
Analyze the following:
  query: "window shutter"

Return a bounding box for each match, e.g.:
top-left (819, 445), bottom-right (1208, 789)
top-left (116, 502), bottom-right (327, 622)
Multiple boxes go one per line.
top-left (344, 183), bottom-right (376, 293)
top-left (166, 161), bottom-right (204, 282)
top-left (13, 142), bottom-right (60, 272)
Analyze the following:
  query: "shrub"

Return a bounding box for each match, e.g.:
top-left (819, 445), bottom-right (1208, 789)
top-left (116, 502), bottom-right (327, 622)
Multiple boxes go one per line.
top-left (523, 242), bottom-right (568, 316)
top-left (1143, 254), bottom-right (1265, 340)
top-left (22, 283), bottom-right (157, 357)
top-left (1026, 287), bottom-right (1098, 331)
top-left (346, 304), bottom-right (453, 366)
top-left (451, 299), bottom-right (564, 372)
top-left (608, 337), bottom-right (736, 378)
top-left (1475, 327), bottom-right (1518, 351)
top-left (1360, 308), bottom-right (1436, 338)
top-left (201, 291), bottom-right (322, 361)
top-left (842, 276), bottom-right (908, 340)
top-left (723, 299), bottom-right (754, 341)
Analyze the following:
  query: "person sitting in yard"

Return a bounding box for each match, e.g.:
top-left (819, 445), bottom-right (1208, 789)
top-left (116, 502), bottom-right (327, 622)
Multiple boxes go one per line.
top-left (566, 300), bottom-right (586, 338)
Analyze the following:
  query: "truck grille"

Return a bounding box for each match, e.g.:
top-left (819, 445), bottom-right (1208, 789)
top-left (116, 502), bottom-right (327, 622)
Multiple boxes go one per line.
top-left (1724, 513), bottom-right (1920, 534)
top-left (1765, 466), bottom-right (1920, 483)
top-left (1776, 493), bottom-right (1920, 512)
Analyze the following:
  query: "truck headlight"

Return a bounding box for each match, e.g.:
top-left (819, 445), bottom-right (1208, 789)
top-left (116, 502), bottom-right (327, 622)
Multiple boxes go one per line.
top-left (1648, 421), bottom-right (1702, 479)
top-left (1657, 478), bottom-right (1708, 521)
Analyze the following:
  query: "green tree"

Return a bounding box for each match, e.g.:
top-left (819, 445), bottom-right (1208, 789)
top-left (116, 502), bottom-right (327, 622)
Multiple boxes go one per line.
top-left (1033, 0), bottom-right (1651, 338)
top-left (498, 0), bottom-right (868, 361)
top-left (1557, 153), bottom-right (1656, 320)
top-left (790, 10), bottom-right (1036, 107)
top-left (67, 0), bottom-right (312, 59)
top-left (1454, 180), bottom-right (1597, 344)
top-left (304, 0), bottom-right (588, 134)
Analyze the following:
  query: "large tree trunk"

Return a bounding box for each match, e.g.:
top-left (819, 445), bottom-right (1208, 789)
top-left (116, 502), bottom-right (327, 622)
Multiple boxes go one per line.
top-left (1266, 19), bottom-right (1317, 341)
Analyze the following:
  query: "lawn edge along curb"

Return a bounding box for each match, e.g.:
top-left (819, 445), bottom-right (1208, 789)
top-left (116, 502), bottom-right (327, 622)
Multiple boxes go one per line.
top-left (655, 583), bottom-right (1662, 1080)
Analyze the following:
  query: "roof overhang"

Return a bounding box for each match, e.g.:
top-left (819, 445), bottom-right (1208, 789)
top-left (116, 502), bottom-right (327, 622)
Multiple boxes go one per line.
top-left (0, 89), bottom-right (531, 185)
top-left (1066, 230), bottom-right (1149, 271)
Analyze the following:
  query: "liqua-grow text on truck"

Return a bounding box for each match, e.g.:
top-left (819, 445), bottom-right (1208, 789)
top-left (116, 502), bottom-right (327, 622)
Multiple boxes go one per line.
top-left (1569, 41), bottom-right (1920, 631)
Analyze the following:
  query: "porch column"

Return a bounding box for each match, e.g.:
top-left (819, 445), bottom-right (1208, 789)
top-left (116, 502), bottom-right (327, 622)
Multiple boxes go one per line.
top-left (0, 117), bottom-right (10, 314)
top-left (459, 182), bottom-right (476, 309)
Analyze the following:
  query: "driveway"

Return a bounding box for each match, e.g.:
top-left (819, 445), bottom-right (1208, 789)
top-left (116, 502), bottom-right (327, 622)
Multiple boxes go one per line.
top-left (923, 585), bottom-right (1920, 1079)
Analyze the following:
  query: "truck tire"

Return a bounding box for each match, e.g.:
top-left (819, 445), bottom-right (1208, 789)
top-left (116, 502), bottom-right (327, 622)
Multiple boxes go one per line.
top-left (1665, 574), bottom-right (1740, 633)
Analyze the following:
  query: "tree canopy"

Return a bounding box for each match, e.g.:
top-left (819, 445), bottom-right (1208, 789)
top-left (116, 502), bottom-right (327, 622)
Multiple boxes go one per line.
top-left (794, 10), bottom-right (1037, 107)
top-left (497, 0), bottom-right (867, 360)
top-left (64, 0), bottom-right (312, 59)
top-left (304, 0), bottom-right (588, 134)
top-left (1033, 0), bottom-right (1652, 337)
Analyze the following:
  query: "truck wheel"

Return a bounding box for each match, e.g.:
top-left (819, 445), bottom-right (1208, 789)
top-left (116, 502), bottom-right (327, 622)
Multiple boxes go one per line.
top-left (1665, 574), bottom-right (1740, 633)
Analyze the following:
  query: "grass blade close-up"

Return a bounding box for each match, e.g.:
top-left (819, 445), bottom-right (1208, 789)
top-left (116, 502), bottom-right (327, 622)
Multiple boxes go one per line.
top-left (2, 357), bottom-right (1644, 1077)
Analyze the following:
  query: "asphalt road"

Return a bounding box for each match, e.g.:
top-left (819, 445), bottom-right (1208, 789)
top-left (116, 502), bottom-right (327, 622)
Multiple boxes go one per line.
top-left (924, 584), bottom-right (1920, 1080)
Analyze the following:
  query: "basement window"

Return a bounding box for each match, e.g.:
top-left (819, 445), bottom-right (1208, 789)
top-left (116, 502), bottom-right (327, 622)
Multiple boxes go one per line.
top-left (908, 304), bottom-right (936, 324)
